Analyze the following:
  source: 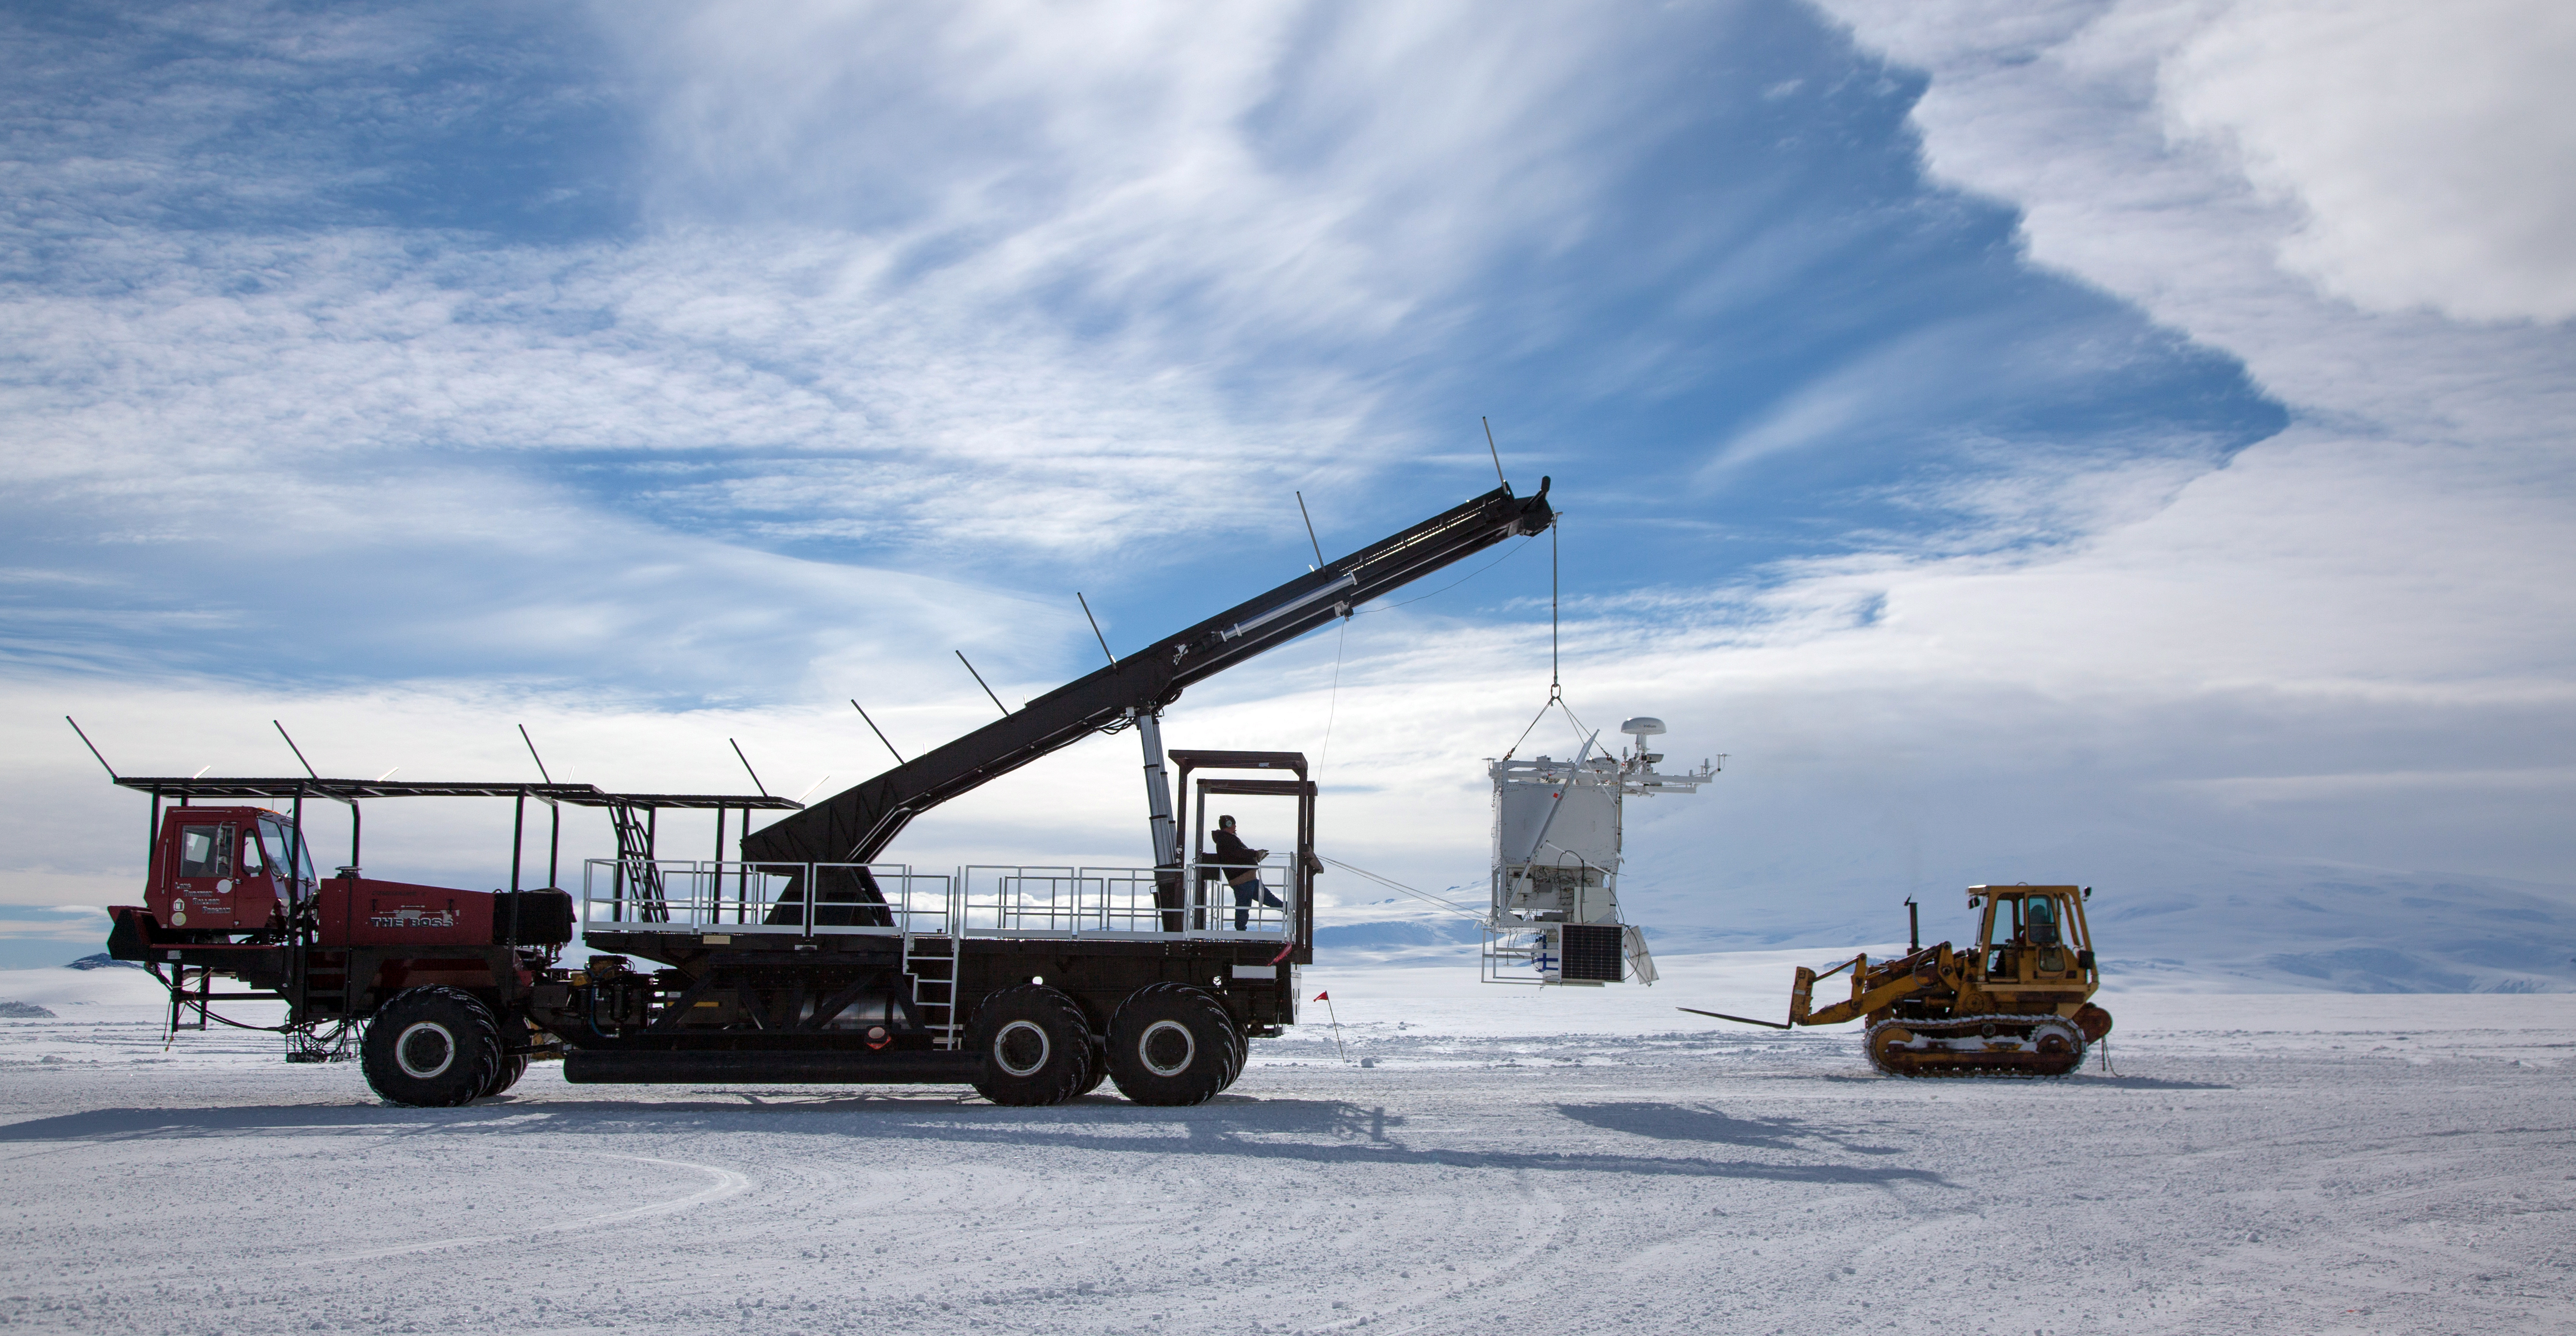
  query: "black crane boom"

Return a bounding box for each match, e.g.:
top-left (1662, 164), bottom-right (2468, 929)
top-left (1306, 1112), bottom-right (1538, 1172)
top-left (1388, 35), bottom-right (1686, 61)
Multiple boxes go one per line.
top-left (742, 479), bottom-right (1555, 867)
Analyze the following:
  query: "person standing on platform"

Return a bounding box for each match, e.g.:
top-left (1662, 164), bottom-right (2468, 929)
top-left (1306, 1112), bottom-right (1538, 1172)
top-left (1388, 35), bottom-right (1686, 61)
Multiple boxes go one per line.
top-left (1211, 814), bottom-right (1284, 931)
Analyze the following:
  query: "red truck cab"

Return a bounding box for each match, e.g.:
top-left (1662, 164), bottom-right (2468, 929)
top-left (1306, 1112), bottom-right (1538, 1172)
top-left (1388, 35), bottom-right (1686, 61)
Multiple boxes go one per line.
top-left (148, 806), bottom-right (316, 934)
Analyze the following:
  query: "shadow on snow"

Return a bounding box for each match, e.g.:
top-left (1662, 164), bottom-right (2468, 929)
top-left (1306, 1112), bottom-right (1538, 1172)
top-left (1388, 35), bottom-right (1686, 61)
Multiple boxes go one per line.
top-left (0, 1094), bottom-right (1954, 1189)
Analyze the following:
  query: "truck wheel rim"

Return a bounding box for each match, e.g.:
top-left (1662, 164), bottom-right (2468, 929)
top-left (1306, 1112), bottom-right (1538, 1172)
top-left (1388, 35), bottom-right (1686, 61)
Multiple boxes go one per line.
top-left (1140, 1020), bottom-right (1195, 1077)
top-left (993, 1020), bottom-right (1050, 1077)
top-left (395, 1022), bottom-right (456, 1080)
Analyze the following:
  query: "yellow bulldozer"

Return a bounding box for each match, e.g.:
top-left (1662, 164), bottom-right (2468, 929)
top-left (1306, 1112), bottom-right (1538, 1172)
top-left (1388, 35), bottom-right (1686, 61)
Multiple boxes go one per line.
top-left (1686, 885), bottom-right (2114, 1076)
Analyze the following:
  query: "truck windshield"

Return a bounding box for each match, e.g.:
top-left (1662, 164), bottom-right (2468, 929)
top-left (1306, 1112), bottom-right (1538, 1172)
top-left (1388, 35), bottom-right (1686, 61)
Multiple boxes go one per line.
top-left (257, 818), bottom-right (316, 890)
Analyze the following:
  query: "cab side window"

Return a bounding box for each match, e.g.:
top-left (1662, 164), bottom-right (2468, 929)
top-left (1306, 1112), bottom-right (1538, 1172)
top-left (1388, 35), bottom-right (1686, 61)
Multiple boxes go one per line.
top-left (178, 826), bottom-right (232, 879)
top-left (240, 833), bottom-right (266, 874)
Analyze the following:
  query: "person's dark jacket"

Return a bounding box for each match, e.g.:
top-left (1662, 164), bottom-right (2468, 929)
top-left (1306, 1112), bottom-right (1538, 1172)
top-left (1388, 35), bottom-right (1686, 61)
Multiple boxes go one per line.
top-left (1210, 828), bottom-right (1267, 885)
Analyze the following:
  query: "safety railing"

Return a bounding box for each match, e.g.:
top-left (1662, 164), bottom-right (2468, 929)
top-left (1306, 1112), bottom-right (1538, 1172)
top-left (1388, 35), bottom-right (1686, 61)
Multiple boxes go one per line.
top-left (1190, 854), bottom-right (1296, 937)
top-left (959, 855), bottom-right (1294, 940)
top-left (580, 860), bottom-right (952, 937)
top-left (580, 855), bottom-right (1295, 942)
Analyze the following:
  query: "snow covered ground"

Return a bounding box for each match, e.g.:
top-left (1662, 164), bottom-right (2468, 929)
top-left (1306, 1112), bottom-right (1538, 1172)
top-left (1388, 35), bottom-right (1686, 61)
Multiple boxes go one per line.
top-left (3, 960), bottom-right (2571, 1336)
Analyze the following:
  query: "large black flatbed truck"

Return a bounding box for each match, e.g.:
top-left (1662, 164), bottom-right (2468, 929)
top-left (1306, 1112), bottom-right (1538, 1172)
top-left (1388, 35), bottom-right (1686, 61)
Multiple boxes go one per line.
top-left (102, 480), bottom-right (1556, 1106)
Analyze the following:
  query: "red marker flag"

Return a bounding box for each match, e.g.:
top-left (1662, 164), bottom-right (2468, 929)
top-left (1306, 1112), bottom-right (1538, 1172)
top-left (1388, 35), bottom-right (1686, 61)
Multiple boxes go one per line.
top-left (1313, 990), bottom-right (1347, 1061)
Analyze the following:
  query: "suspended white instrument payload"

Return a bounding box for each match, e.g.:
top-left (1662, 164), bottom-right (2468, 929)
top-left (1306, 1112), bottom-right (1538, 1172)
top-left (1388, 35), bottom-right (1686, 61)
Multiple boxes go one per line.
top-left (1482, 716), bottom-right (1716, 985)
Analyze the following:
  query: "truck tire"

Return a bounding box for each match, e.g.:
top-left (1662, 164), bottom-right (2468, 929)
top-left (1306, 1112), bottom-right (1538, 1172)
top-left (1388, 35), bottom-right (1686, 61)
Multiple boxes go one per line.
top-left (967, 985), bottom-right (1093, 1106)
top-left (1107, 983), bottom-right (1234, 1106)
top-left (480, 1052), bottom-right (530, 1099)
top-left (480, 1013), bottom-right (535, 1098)
top-left (1072, 1031), bottom-right (1111, 1098)
top-left (361, 987), bottom-right (502, 1108)
top-left (1221, 1015), bottom-right (1248, 1087)
top-left (1217, 1024), bottom-right (1248, 1091)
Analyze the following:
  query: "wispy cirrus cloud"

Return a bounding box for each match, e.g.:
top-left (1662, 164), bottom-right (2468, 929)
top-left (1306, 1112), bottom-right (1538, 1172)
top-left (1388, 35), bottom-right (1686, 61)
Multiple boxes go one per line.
top-left (0, 1), bottom-right (2265, 681)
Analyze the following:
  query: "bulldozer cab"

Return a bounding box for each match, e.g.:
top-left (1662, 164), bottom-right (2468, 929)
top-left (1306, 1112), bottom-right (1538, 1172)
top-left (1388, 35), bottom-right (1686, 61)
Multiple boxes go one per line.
top-left (1971, 885), bottom-right (2094, 986)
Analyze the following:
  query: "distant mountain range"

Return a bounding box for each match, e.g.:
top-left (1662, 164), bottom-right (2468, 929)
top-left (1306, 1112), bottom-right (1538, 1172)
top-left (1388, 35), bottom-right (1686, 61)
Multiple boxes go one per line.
top-left (1316, 839), bottom-right (2576, 993)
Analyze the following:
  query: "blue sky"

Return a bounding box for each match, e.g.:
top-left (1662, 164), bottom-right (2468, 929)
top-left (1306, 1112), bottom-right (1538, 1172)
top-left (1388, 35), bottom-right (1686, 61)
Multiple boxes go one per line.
top-left (5, 1), bottom-right (2572, 983)
top-left (0, 0), bottom-right (2280, 689)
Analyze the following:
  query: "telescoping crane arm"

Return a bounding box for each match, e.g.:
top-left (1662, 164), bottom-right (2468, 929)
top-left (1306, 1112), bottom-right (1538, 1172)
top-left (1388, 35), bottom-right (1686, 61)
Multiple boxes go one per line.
top-left (743, 480), bottom-right (1555, 868)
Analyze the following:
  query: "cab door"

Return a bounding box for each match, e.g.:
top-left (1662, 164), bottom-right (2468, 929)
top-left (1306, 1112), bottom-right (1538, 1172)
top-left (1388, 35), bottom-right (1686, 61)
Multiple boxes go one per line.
top-left (232, 825), bottom-right (278, 931)
top-left (162, 821), bottom-right (236, 930)
top-left (2023, 891), bottom-right (2096, 987)
top-left (2024, 894), bottom-right (2070, 977)
top-left (1979, 893), bottom-right (2025, 982)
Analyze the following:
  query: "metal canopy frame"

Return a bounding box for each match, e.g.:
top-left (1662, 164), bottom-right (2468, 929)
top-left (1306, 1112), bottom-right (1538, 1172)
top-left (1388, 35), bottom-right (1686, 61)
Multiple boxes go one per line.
top-left (116, 776), bottom-right (800, 894)
top-left (112, 777), bottom-right (801, 809)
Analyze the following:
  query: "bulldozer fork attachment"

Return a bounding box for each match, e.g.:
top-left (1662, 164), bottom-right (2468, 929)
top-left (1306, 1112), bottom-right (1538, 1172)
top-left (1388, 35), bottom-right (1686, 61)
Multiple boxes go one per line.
top-left (1677, 1006), bottom-right (1792, 1030)
top-left (1803, 947), bottom-right (1952, 1028)
top-left (1803, 976), bottom-right (1914, 1027)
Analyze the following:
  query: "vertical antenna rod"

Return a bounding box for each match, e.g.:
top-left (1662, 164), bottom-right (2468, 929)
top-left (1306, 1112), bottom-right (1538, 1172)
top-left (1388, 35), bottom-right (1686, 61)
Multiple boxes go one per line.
top-left (1482, 417), bottom-right (1508, 490)
top-left (956, 651), bottom-right (1010, 717)
top-left (1076, 594), bottom-right (1118, 669)
top-left (1295, 491), bottom-right (1326, 569)
top-left (729, 738), bottom-right (770, 798)
top-left (850, 700), bottom-right (905, 764)
top-left (518, 724), bottom-right (554, 783)
top-left (273, 721), bottom-right (319, 779)
top-left (65, 716), bottom-right (118, 779)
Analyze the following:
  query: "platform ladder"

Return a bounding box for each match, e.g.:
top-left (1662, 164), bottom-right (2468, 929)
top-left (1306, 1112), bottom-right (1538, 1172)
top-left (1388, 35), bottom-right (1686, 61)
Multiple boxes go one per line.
top-left (900, 876), bottom-right (965, 1050)
top-left (604, 802), bottom-right (669, 922)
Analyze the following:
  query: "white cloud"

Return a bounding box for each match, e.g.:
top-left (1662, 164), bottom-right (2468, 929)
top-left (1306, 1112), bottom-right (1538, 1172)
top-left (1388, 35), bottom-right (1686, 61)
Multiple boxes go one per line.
top-left (2161, 0), bottom-right (2576, 324)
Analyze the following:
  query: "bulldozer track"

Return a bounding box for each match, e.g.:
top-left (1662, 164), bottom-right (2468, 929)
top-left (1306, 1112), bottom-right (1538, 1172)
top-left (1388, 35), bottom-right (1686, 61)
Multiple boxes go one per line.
top-left (1866, 1013), bottom-right (2089, 1079)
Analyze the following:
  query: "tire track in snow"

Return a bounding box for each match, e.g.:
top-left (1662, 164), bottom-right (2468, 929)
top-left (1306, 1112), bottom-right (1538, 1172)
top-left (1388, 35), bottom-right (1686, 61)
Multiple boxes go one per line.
top-left (1297, 1169), bottom-right (1568, 1334)
top-left (306, 1152), bottom-right (751, 1263)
